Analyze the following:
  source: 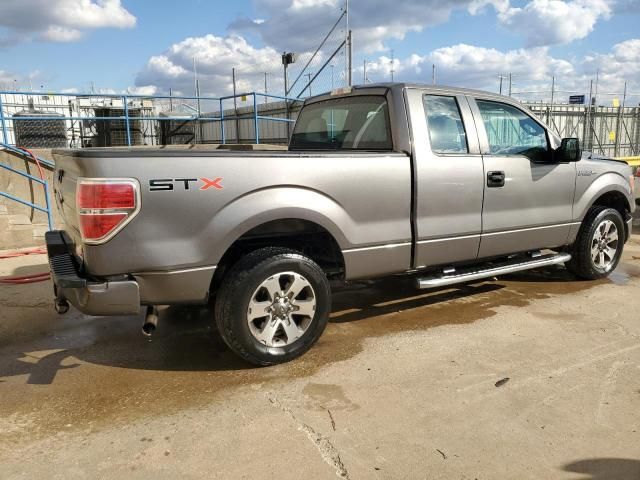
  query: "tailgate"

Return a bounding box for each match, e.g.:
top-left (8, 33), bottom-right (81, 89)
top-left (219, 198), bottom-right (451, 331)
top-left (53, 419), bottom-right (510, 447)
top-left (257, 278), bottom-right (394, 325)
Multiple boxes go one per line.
top-left (51, 151), bottom-right (82, 243)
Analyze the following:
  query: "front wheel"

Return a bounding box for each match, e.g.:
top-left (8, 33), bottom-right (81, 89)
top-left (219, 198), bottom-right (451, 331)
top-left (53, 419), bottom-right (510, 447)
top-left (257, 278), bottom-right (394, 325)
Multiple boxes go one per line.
top-left (566, 206), bottom-right (625, 280)
top-left (214, 247), bottom-right (331, 366)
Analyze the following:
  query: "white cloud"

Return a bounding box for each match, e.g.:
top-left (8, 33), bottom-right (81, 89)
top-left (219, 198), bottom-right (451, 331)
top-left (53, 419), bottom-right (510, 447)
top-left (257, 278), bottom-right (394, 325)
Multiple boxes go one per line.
top-left (135, 34), bottom-right (281, 96)
top-left (0, 0), bottom-right (136, 45)
top-left (41, 26), bottom-right (83, 42)
top-left (364, 44), bottom-right (573, 90)
top-left (231, 0), bottom-right (473, 53)
top-left (361, 39), bottom-right (640, 102)
top-left (495, 0), bottom-right (613, 47)
top-left (581, 38), bottom-right (640, 95)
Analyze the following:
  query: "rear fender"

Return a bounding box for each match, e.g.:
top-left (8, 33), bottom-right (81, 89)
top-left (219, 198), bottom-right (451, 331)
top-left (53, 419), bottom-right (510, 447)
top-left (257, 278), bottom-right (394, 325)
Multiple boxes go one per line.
top-left (206, 186), bottom-right (351, 265)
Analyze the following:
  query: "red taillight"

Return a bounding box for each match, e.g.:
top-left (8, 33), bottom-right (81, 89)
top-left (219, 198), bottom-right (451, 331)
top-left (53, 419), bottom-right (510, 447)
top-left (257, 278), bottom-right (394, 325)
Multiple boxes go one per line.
top-left (76, 179), bottom-right (139, 244)
top-left (79, 213), bottom-right (128, 239)
top-left (78, 183), bottom-right (135, 209)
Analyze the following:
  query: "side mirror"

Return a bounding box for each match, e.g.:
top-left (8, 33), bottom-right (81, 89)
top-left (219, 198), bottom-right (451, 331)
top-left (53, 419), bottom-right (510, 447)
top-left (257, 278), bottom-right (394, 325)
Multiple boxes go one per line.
top-left (558, 138), bottom-right (581, 162)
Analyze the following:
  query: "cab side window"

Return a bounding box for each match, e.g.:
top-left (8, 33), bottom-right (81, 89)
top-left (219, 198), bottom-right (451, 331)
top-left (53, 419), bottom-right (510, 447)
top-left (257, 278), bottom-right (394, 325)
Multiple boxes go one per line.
top-left (423, 95), bottom-right (468, 154)
top-left (476, 100), bottom-right (548, 162)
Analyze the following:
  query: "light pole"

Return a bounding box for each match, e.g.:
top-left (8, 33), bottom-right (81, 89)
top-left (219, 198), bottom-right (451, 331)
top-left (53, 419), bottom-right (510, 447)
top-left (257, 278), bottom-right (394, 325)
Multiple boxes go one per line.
top-left (282, 52), bottom-right (296, 140)
top-left (282, 52), bottom-right (296, 96)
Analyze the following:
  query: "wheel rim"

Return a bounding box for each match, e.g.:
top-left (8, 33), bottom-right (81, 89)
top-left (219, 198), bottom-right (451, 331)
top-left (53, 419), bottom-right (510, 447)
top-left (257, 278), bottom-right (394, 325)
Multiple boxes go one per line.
top-left (246, 271), bottom-right (316, 347)
top-left (591, 219), bottom-right (619, 270)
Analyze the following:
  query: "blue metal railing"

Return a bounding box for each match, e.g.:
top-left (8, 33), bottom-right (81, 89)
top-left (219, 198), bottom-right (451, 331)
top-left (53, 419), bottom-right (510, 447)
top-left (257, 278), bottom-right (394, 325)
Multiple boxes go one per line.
top-left (0, 89), bottom-right (303, 147)
top-left (0, 154), bottom-right (54, 231)
top-left (0, 89), bottom-right (304, 238)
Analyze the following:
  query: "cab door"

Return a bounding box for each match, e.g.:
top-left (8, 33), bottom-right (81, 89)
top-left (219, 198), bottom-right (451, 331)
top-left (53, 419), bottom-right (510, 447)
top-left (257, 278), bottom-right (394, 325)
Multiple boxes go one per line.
top-left (406, 88), bottom-right (485, 269)
top-left (469, 97), bottom-right (576, 258)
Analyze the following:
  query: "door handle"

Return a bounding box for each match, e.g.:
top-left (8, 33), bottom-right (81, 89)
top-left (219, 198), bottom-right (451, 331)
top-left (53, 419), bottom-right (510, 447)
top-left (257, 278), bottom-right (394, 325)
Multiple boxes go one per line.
top-left (487, 171), bottom-right (505, 188)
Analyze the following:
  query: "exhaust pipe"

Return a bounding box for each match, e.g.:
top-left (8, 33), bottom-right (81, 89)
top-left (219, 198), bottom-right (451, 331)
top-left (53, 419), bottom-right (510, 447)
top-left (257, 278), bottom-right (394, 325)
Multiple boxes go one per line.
top-left (142, 306), bottom-right (159, 337)
top-left (54, 297), bottom-right (70, 315)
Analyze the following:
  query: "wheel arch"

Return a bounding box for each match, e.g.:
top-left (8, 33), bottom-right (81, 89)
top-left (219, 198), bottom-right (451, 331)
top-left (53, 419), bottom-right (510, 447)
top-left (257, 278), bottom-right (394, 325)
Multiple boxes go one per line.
top-left (207, 188), bottom-right (351, 294)
top-left (575, 174), bottom-right (632, 223)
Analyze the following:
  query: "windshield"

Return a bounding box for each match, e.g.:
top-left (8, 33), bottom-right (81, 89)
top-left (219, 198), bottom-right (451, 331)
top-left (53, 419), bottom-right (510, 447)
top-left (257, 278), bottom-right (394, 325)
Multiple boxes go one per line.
top-left (289, 95), bottom-right (393, 151)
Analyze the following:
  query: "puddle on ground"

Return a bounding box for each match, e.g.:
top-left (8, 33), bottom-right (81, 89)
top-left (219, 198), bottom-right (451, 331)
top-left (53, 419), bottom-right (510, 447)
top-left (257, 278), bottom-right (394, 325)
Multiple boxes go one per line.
top-left (0, 259), bottom-right (638, 446)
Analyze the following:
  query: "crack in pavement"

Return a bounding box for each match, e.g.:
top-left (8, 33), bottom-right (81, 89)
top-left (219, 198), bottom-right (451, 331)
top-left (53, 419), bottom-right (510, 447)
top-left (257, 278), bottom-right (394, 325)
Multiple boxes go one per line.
top-left (266, 393), bottom-right (350, 479)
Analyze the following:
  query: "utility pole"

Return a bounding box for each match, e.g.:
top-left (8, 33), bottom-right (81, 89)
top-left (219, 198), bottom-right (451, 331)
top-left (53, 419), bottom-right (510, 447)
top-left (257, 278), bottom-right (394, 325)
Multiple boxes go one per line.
top-left (508, 73), bottom-right (512, 97)
top-left (347, 30), bottom-right (353, 86)
top-left (331, 64), bottom-right (335, 89)
top-left (196, 78), bottom-right (203, 143)
top-left (497, 75), bottom-right (507, 95)
top-left (193, 57), bottom-right (198, 98)
top-left (548, 76), bottom-right (555, 124)
top-left (390, 50), bottom-right (395, 82)
top-left (345, 0), bottom-right (351, 86)
top-left (305, 73), bottom-right (313, 96)
top-left (614, 81), bottom-right (627, 157)
top-left (264, 72), bottom-right (268, 104)
top-left (432, 64), bottom-right (436, 85)
top-left (584, 79), bottom-right (594, 152)
top-left (594, 68), bottom-right (600, 106)
top-left (363, 59), bottom-right (367, 84)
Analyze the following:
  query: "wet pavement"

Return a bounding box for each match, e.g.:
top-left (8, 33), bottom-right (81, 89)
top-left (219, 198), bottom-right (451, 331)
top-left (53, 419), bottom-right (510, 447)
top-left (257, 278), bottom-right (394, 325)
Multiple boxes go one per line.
top-left (1, 230), bottom-right (640, 479)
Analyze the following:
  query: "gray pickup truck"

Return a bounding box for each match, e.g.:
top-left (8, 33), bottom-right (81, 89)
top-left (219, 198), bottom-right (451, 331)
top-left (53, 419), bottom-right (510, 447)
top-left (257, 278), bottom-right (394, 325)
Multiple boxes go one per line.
top-left (47, 83), bottom-right (635, 365)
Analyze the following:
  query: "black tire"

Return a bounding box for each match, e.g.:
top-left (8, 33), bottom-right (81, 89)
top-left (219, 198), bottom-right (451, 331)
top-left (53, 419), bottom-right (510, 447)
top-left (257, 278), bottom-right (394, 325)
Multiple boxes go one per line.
top-left (214, 247), bottom-right (331, 366)
top-left (566, 206), bottom-right (625, 280)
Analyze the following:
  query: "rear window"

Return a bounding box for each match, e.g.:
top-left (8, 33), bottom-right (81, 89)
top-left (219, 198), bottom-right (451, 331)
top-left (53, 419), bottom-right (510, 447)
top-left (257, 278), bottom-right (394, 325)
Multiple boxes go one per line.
top-left (290, 95), bottom-right (393, 151)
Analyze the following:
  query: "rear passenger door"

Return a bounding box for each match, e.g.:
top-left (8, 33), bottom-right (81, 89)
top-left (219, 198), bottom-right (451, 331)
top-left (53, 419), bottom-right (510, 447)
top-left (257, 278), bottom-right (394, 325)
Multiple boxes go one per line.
top-left (406, 89), bottom-right (485, 269)
top-left (469, 97), bottom-right (576, 258)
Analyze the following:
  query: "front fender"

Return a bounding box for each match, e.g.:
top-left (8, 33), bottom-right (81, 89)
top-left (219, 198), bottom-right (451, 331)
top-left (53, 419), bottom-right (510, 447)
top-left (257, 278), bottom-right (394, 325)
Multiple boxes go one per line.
top-left (573, 171), bottom-right (633, 222)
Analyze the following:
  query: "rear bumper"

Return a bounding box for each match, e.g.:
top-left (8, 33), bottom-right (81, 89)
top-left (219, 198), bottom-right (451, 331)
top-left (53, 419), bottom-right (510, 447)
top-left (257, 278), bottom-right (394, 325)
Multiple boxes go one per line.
top-left (45, 231), bottom-right (140, 316)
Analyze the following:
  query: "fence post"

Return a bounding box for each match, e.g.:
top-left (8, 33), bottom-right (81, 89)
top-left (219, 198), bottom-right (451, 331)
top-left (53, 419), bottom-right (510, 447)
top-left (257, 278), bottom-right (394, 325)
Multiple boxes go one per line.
top-left (220, 98), bottom-right (226, 145)
top-left (123, 95), bottom-right (131, 147)
top-left (0, 94), bottom-right (8, 144)
top-left (254, 93), bottom-right (259, 144)
top-left (43, 180), bottom-right (54, 231)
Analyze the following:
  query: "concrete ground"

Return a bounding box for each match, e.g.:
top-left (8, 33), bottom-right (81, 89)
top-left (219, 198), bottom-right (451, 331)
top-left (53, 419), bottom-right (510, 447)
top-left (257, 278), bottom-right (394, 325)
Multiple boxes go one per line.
top-left (1, 229), bottom-right (640, 479)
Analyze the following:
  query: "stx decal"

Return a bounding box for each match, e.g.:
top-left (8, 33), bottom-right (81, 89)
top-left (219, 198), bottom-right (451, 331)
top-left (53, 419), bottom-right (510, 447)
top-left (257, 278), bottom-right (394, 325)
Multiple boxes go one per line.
top-left (149, 177), bottom-right (224, 191)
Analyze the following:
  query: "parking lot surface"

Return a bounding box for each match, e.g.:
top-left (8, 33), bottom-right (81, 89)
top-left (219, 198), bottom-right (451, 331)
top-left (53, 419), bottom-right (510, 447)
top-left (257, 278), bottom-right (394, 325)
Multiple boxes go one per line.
top-left (1, 227), bottom-right (639, 479)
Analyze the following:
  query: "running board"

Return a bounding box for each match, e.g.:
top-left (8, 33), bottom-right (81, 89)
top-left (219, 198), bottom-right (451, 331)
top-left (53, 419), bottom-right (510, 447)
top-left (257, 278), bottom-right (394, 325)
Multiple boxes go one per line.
top-left (416, 253), bottom-right (572, 290)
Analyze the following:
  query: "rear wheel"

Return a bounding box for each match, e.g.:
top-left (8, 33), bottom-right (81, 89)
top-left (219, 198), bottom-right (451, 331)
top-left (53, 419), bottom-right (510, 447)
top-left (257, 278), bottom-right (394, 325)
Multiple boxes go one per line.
top-left (214, 247), bottom-right (331, 366)
top-left (566, 206), bottom-right (625, 280)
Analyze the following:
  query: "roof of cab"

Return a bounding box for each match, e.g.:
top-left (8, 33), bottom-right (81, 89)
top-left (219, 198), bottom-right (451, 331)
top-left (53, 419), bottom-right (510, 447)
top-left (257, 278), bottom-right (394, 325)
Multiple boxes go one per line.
top-left (305, 82), bottom-right (509, 104)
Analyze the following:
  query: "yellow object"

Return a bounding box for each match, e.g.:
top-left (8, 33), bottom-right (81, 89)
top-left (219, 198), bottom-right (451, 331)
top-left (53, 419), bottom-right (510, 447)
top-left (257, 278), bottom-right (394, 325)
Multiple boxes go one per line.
top-left (609, 131), bottom-right (616, 141)
top-left (617, 156), bottom-right (640, 167)
top-left (612, 98), bottom-right (620, 108)
top-left (241, 95), bottom-right (247, 102)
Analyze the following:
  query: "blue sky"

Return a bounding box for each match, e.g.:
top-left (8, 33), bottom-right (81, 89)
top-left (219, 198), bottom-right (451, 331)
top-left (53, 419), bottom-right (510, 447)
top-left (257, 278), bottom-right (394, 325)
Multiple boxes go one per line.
top-left (0, 0), bottom-right (639, 103)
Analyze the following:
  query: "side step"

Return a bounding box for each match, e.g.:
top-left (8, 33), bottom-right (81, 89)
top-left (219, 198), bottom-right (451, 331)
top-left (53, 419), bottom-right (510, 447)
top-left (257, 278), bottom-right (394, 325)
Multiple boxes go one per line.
top-left (416, 252), bottom-right (572, 290)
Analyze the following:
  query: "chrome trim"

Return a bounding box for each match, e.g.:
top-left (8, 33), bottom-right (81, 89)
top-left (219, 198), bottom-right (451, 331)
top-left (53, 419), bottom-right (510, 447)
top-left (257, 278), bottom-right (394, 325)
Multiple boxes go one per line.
top-left (481, 222), bottom-right (581, 237)
top-left (416, 233), bottom-right (480, 244)
top-left (342, 241), bottom-right (412, 253)
top-left (133, 265), bottom-right (216, 276)
top-left (416, 253), bottom-right (572, 289)
top-left (76, 177), bottom-right (142, 245)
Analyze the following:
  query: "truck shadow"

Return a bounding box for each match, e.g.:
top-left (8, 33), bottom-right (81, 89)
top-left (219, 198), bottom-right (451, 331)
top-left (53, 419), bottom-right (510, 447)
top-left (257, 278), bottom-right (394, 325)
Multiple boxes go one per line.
top-left (0, 261), bottom-right (633, 385)
top-left (562, 458), bottom-right (640, 480)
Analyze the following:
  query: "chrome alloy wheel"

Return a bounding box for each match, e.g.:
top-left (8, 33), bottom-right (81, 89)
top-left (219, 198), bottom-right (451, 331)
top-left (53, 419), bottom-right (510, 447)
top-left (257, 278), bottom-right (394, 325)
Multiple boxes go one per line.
top-left (591, 219), bottom-right (619, 270)
top-left (247, 272), bottom-right (316, 347)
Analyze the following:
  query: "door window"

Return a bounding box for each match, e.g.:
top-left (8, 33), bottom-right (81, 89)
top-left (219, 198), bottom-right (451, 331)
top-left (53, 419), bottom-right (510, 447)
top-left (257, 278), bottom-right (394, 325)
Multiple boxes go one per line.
top-left (476, 100), bottom-right (548, 161)
top-left (423, 95), bottom-right (468, 154)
